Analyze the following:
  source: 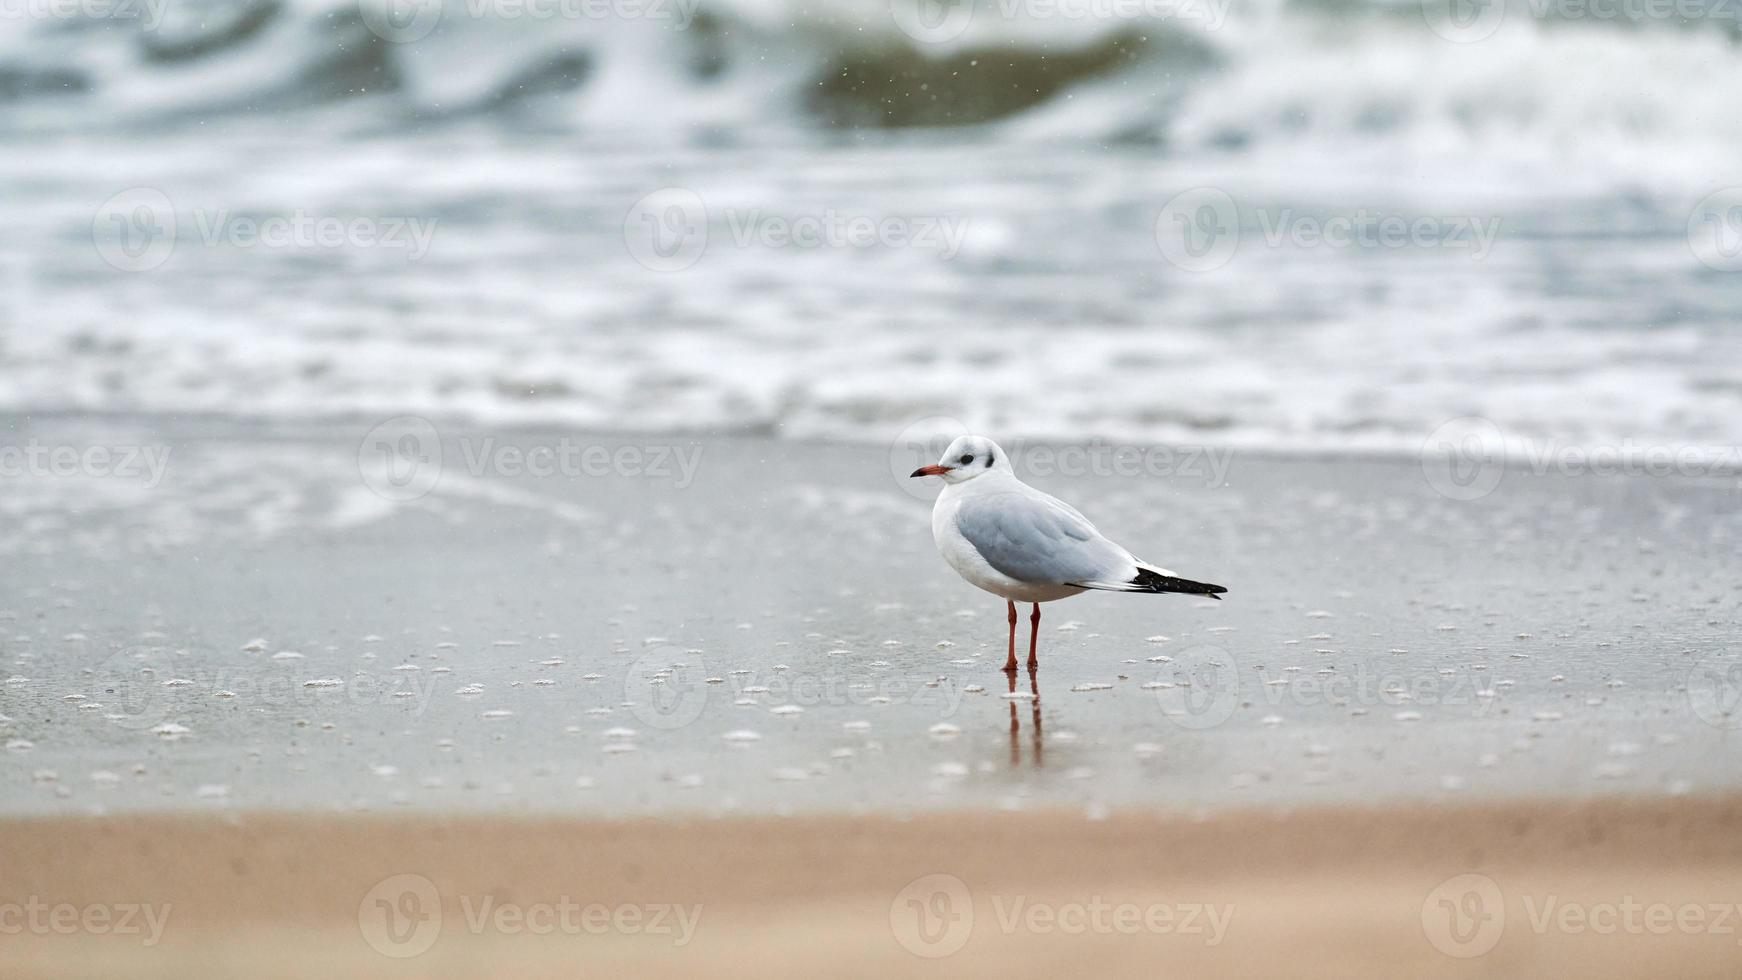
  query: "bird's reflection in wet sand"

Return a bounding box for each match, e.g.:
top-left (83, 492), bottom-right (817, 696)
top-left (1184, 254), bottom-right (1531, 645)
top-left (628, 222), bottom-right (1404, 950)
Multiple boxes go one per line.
top-left (1007, 667), bottom-right (1042, 768)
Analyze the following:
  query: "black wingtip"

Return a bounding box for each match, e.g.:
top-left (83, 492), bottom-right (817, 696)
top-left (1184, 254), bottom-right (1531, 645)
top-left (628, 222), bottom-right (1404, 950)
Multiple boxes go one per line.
top-left (1131, 567), bottom-right (1228, 598)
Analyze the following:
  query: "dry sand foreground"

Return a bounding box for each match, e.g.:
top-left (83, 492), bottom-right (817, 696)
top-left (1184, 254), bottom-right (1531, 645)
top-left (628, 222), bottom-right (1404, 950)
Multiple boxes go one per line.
top-left (0, 797), bottom-right (1735, 980)
top-left (5, 796), bottom-right (1742, 979)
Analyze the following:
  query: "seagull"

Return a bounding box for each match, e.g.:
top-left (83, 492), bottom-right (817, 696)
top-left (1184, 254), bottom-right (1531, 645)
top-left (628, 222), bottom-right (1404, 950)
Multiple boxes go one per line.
top-left (911, 435), bottom-right (1226, 673)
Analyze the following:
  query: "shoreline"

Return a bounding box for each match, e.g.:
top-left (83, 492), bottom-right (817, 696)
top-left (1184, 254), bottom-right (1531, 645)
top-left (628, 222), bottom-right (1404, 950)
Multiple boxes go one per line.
top-left (15, 410), bottom-right (1742, 478)
top-left (5, 794), bottom-right (1742, 978)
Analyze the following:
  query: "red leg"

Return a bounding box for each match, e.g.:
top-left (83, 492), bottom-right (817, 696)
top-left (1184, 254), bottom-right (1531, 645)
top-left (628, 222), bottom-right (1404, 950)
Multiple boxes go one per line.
top-left (1030, 668), bottom-right (1042, 767)
top-left (1027, 603), bottom-right (1041, 670)
top-left (1003, 600), bottom-right (1018, 673)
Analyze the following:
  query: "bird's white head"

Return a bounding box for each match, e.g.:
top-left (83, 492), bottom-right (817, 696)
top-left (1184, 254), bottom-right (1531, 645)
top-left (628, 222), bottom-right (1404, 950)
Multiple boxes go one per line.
top-left (909, 434), bottom-right (1010, 485)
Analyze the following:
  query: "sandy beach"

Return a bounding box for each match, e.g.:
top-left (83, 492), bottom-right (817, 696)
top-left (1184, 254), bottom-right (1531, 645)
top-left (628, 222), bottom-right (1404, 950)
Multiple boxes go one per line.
top-left (6, 795), bottom-right (1742, 978)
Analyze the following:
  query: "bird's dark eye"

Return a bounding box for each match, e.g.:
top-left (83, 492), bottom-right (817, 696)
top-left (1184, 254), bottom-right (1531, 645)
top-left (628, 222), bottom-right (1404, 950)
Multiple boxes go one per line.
top-left (958, 454), bottom-right (974, 465)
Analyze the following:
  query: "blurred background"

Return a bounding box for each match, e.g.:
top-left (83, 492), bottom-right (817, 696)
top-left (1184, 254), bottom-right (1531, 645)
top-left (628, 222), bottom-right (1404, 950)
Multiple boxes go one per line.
top-left (3, 0), bottom-right (1741, 456)
top-left (7, 0), bottom-right (1742, 826)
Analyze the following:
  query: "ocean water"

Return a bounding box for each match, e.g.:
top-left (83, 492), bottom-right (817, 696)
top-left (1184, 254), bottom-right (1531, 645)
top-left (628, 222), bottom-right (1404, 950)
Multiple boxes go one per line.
top-left (3, 0), bottom-right (1742, 457)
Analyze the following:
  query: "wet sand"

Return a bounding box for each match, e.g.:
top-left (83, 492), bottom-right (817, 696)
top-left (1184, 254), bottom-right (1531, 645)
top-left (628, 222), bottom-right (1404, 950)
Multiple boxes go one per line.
top-left (5, 795), bottom-right (1742, 978)
top-left (3, 417), bottom-right (1740, 816)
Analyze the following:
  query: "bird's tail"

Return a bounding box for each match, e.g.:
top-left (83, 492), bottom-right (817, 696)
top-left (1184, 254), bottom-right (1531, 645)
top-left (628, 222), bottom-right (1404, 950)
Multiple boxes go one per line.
top-left (1073, 565), bottom-right (1228, 600)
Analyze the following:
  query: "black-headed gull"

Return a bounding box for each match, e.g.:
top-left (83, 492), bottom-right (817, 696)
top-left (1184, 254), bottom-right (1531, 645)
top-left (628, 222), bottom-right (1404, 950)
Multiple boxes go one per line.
top-left (911, 435), bottom-right (1227, 672)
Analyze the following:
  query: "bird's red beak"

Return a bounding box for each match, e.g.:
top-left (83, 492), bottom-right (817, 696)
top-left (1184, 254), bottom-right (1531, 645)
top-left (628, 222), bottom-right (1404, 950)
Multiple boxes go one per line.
top-left (909, 464), bottom-right (950, 478)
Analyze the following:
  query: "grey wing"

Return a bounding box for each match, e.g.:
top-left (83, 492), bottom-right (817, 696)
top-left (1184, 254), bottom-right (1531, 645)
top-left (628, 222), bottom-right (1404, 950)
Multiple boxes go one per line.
top-left (955, 491), bottom-right (1133, 586)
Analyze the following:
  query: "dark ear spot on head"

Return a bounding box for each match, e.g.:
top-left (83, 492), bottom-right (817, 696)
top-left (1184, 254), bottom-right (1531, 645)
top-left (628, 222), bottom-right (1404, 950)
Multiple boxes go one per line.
top-left (986, 451), bottom-right (994, 467)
